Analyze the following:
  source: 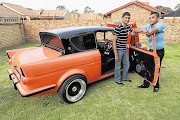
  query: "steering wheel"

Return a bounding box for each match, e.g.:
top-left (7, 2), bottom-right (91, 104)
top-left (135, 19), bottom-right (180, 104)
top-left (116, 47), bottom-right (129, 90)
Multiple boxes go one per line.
top-left (134, 43), bottom-right (142, 48)
top-left (104, 39), bottom-right (113, 55)
top-left (104, 39), bottom-right (109, 45)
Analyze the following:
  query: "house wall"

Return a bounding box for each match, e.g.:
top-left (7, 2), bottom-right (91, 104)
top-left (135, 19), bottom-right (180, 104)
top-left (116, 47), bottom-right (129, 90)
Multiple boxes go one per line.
top-left (0, 23), bottom-right (25, 48)
top-left (0, 18), bottom-right (179, 48)
top-left (109, 4), bottom-right (151, 27)
top-left (23, 19), bottom-right (106, 42)
top-left (71, 13), bottom-right (103, 20)
top-left (161, 18), bottom-right (180, 42)
top-left (23, 18), bottom-right (180, 43)
top-left (64, 10), bottom-right (72, 20)
top-left (104, 4), bottom-right (180, 42)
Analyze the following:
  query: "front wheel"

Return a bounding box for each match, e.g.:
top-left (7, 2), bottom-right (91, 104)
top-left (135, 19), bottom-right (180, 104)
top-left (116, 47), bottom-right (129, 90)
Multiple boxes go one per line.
top-left (57, 75), bottom-right (87, 103)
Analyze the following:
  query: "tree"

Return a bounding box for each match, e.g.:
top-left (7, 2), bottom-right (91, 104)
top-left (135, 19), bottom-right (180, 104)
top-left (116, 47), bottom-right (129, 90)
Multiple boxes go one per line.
top-left (97, 13), bottom-right (102, 16)
top-left (155, 5), bottom-right (173, 12)
top-left (56, 5), bottom-right (66, 10)
top-left (174, 3), bottom-right (180, 10)
top-left (27, 8), bottom-right (33, 10)
top-left (71, 9), bottom-right (79, 14)
top-left (84, 6), bottom-right (95, 14)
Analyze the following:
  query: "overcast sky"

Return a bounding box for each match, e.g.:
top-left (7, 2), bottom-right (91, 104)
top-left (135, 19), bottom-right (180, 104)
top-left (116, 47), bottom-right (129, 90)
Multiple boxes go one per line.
top-left (0, 0), bottom-right (179, 14)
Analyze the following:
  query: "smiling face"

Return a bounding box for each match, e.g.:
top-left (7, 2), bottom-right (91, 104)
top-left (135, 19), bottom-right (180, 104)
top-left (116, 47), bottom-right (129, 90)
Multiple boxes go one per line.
top-left (149, 14), bottom-right (159, 25)
top-left (122, 15), bottom-right (131, 24)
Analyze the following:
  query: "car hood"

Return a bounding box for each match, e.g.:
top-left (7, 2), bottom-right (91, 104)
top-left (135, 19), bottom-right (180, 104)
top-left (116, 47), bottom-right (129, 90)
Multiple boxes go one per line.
top-left (14, 46), bottom-right (63, 65)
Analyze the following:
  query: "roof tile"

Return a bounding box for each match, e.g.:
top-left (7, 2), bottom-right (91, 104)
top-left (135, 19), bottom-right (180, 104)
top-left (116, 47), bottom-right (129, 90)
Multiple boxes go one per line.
top-left (103, 0), bottom-right (168, 16)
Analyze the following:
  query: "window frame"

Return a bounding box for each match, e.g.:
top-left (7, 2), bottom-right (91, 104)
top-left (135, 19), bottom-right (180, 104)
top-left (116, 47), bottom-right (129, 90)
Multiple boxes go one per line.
top-left (69, 32), bottom-right (98, 52)
top-left (95, 31), bottom-right (113, 42)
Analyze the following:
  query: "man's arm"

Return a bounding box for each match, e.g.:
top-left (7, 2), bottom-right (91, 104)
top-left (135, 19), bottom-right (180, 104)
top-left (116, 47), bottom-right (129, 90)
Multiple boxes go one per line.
top-left (134, 27), bottom-right (159, 35)
top-left (113, 35), bottom-right (119, 61)
top-left (134, 28), bottom-right (148, 33)
top-left (131, 30), bottom-right (135, 36)
top-left (147, 28), bottom-right (158, 34)
top-left (149, 22), bottom-right (165, 34)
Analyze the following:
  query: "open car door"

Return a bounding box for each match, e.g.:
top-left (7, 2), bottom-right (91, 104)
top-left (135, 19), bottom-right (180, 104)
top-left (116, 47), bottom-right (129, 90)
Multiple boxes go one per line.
top-left (129, 33), bottom-right (160, 86)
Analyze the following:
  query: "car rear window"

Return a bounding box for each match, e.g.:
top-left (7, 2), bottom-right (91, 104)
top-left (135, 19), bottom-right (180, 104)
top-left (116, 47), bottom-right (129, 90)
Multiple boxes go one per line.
top-left (41, 34), bottom-right (64, 50)
top-left (47, 36), bottom-right (64, 49)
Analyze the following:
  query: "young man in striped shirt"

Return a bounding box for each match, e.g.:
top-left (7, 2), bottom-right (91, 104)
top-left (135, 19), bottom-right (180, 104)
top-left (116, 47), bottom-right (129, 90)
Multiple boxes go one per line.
top-left (113, 12), bottom-right (134, 86)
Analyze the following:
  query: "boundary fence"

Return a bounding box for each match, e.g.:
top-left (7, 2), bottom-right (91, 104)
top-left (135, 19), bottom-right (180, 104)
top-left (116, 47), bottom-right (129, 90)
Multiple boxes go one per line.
top-left (0, 17), bottom-right (21, 23)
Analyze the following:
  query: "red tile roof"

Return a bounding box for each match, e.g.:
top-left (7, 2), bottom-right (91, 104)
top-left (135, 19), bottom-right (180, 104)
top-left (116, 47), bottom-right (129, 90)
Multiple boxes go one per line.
top-left (40, 10), bottom-right (66, 17)
top-left (31, 10), bottom-right (42, 16)
top-left (0, 2), bottom-right (66, 19)
top-left (0, 2), bottom-right (36, 16)
top-left (103, 0), bottom-right (168, 16)
top-left (0, 4), bottom-right (21, 17)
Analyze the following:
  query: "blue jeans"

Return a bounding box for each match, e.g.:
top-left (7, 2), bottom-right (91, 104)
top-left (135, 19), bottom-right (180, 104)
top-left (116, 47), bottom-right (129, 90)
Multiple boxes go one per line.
top-left (114, 49), bottom-right (130, 82)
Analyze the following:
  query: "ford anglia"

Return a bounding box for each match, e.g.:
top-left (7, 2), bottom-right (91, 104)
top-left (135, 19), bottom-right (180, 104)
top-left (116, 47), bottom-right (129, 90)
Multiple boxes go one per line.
top-left (7, 22), bottom-right (160, 103)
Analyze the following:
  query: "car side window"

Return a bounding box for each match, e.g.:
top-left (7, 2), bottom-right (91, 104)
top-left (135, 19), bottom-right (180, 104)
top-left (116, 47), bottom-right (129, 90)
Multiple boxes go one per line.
top-left (96, 31), bottom-right (113, 42)
top-left (70, 36), bottom-right (86, 51)
top-left (83, 33), bottom-right (96, 50)
top-left (70, 33), bottom-right (96, 51)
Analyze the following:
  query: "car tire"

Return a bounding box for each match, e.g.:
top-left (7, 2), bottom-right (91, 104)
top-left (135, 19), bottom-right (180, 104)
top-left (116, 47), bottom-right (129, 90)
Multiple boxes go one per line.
top-left (57, 75), bottom-right (87, 103)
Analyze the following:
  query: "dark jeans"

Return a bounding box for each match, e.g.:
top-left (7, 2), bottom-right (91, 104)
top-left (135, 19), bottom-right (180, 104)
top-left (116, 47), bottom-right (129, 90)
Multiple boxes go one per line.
top-left (143, 48), bottom-right (164, 88)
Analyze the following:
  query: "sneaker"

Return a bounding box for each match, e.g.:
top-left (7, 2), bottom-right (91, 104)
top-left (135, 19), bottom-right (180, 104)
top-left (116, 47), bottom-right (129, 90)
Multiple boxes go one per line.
top-left (122, 79), bottom-right (132, 82)
top-left (115, 82), bottom-right (124, 86)
top-left (153, 88), bottom-right (159, 92)
top-left (137, 84), bottom-right (149, 88)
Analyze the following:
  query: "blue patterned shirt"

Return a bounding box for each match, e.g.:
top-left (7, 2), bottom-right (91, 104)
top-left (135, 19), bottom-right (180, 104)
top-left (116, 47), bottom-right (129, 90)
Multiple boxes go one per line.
top-left (141, 22), bottom-right (165, 50)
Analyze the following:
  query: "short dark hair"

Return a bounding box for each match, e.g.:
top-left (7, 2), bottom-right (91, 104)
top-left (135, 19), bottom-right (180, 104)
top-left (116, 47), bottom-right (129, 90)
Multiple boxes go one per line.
top-left (150, 12), bottom-right (160, 18)
top-left (122, 12), bottom-right (130, 17)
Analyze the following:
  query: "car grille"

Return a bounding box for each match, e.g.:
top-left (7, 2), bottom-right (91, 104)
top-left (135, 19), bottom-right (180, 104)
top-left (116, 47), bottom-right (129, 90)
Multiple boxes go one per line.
top-left (14, 67), bottom-right (21, 80)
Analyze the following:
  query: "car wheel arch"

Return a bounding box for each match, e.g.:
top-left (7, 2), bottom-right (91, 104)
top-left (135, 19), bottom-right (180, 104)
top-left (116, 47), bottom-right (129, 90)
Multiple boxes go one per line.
top-left (56, 69), bottom-right (88, 91)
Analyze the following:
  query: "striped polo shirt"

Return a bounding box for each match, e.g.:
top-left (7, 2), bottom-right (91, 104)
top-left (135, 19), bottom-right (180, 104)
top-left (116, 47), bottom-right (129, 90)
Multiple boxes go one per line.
top-left (114, 24), bottom-right (133, 50)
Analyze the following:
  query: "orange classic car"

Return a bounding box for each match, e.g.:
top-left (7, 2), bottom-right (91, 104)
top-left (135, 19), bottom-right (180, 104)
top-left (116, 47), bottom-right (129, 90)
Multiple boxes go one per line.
top-left (7, 23), bottom-right (160, 103)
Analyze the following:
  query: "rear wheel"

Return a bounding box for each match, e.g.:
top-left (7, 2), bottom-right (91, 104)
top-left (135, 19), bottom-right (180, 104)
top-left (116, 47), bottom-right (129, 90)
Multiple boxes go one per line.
top-left (57, 75), bottom-right (87, 103)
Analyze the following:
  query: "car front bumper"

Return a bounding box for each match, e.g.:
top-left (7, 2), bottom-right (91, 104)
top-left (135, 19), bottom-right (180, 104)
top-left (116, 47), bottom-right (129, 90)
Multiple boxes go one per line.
top-left (8, 68), bottom-right (56, 97)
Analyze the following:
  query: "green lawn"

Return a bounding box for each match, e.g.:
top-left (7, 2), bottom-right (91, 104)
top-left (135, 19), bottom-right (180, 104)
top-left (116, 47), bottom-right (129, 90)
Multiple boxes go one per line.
top-left (0, 42), bottom-right (180, 120)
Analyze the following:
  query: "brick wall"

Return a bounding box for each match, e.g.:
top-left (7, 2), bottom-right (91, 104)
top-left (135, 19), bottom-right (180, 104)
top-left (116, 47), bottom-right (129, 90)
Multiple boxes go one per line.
top-left (160, 18), bottom-right (180, 42)
top-left (0, 23), bottom-right (25, 48)
top-left (23, 18), bottom-right (180, 43)
top-left (109, 4), bottom-right (151, 27)
top-left (23, 19), bottom-right (107, 41)
top-left (136, 18), bottom-right (180, 42)
top-left (0, 15), bottom-right (179, 49)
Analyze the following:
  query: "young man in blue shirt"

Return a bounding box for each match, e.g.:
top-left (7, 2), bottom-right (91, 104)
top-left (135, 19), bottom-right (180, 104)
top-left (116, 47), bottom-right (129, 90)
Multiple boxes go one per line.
top-left (134, 12), bottom-right (165, 92)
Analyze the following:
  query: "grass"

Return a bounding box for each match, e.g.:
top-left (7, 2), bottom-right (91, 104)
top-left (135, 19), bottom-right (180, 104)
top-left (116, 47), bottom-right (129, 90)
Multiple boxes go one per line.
top-left (0, 41), bottom-right (180, 120)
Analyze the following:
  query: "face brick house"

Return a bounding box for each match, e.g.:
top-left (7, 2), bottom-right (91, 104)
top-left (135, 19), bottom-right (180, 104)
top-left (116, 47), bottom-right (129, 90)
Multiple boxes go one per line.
top-left (0, 2), bottom-right (71, 20)
top-left (103, 0), bottom-right (168, 27)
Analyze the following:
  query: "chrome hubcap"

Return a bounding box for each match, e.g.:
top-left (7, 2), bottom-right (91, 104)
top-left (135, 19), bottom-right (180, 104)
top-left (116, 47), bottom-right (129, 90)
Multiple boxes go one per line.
top-left (72, 86), bottom-right (78, 92)
top-left (66, 79), bottom-right (86, 102)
